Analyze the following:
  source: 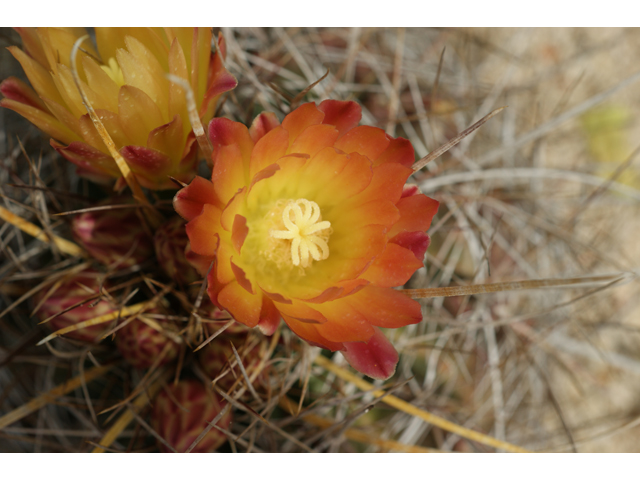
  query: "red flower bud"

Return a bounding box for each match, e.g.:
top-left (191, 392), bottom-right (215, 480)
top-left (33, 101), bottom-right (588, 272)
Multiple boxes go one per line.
top-left (34, 270), bottom-right (115, 343)
top-left (115, 316), bottom-right (180, 369)
top-left (154, 216), bottom-right (199, 285)
top-left (72, 201), bottom-right (154, 268)
top-left (151, 379), bottom-right (231, 453)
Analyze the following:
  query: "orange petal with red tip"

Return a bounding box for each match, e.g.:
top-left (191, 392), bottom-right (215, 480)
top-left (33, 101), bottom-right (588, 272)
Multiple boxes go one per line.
top-left (230, 257), bottom-right (253, 294)
top-left (257, 296), bottom-right (281, 336)
top-left (185, 204), bottom-right (223, 257)
top-left (318, 100), bottom-right (361, 137)
top-left (314, 301), bottom-right (375, 343)
top-left (342, 327), bottom-right (399, 380)
top-left (174, 176), bottom-right (220, 221)
top-left (209, 117), bottom-right (254, 168)
top-left (249, 126), bottom-right (289, 177)
top-left (231, 215), bottom-right (248, 254)
top-left (388, 194), bottom-right (440, 239)
top-left (334, 125), bottom-right (390, 161)
top-left (0, 77), bottom-right (47, 111)
top-left (249, 112), bottom-right (280, 143)
top-left (389, 231), bottom-right (431, 261)
top-left (287, 124), bottom-right (339, 158)
top-left (281, 314), bottom-right (343, 352)
top-left (212, 143), bottom-right (246, 204)
top-left (373, 136), bottom-right (415, 168)
top-left (347, 286), bottom-right (422, 328)
top-left (217, 281), bottom-right (262, 328)
top-left (359, 243), bottom-right (424, 288)
top-left (281, 102), bottom-right (324, 145)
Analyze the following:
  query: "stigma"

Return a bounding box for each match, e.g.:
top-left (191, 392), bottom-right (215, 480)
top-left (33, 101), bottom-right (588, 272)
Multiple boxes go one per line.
top-left (269, 199), bottom-right (331, 268)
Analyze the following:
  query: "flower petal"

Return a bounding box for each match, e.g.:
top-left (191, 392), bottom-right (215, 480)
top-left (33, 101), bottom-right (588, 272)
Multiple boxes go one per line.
top-left (281, 102), bottom-right (324, 146)
top-left (147, 114), bottom-right (185, 162)
top-left (218, 281), bottom-right (262, 328)
top-left (185, 204), bottom-right (223, 257)
top-left (249, 126), bottom-right (289, 178)
top-left (388, 194), bottom-right (440, 238)
top-left (314, 300), bottom-right (376, 343)
top-left (174, 176), bottom-right (221, 221)
top-left (318, 100), bottom-right (361, 137)
top-left (281, 314), bottom-right (343, 351)
top-left (50, 140), bottom-right (119, 181)
top-left (287, 124), bottom-right (339, 158)
top-left (373, 136), bottom-right (415, 168)
top-left (231, 214), bottom-right (249, 254)
top-left (249, 111), bottom-right (280, 143)
top-left (341, 327), bottom-right (399, 380)
top-left (347, 286), bottom-right (422, 328)
top-left (359, 243), bottom-right (424, 287)
top-left (209, 117), bottom-right (254, 171)
top-left (389, 231), bottom-right (431, 261)
top-left (118, 85), bottom-right (165, 147)
top-left (257, 296), bottom-right (281, 336)
top-left (0, 76), bottom-right (47, 111)
top-left (334, 125), bottom-right (390, 161)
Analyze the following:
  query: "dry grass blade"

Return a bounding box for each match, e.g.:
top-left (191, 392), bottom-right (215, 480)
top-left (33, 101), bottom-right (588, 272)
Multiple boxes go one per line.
top-left (313, 355), bottom-right (529, 453)
top-left (36, 301), bottom-right (152, 346)
top-left (412, 107), bottom-right (507, 172)
top-left (401, 273), bottom-right (628, 299)
top-left (0, 364), bottom-right (113, 430)
top-left (278, 396), bottom-right (440, 453)
top-left (0, 205), bottom-right (85, 257)
top-left (91, 373), bottom-right (167, 453)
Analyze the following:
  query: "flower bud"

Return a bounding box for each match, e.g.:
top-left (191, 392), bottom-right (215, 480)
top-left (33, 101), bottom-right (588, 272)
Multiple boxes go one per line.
top-left (34, 270), bottom-right (115, 343)
top-left (197, 334), bottom-right (264, 392)
top-left (72, 201), bottom-right (154, 268)
top-left (151, 379), bottom-right (231, 453)
top-left (115, 315), bottom-right (180, 369)
top-left (154, 216), bottom-right (199, 285)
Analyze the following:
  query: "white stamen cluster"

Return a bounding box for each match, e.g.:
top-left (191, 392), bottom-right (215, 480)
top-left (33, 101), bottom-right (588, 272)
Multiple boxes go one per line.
top-left (269, 199), bottom-right (331, 268)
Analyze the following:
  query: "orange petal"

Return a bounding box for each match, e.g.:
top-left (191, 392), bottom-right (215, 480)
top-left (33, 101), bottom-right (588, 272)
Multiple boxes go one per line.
top-left (51, 140), bottom-right (119, 181)
top-left (167, 38), bottom-right (190, 135)
top-left (173, 176), bottom-right (221, 221)
top-left (220, 188), bottom-right (246, 232)
top-left (342, 327), bottom-right (399, 380)
top-left (185, 203), bottom-right (223, 256)
top-left (231, 214), bottom-right (249, 254)
top-left (318, 100), bottom-right (361, 137)
top-left (334, 125), bottom-right (390, 161)
top-left (249, 126), bottom-right (289, 178)
top-left (329, 224), bottom-right (388, 260)
top-left (249, 112), bottom-right (280, 143)
top-left (120, 145), bottom-right (172, 184)
top-left (14, 28), bottom-right (48, 67)
top-left (281, 314), bottom-right (343, 351)
top-left (212, 143), bottom-right (246, 205)
top-left (278, 300), bottom-right (327, 325)
top-left (314, 300), bottom-right (376, 343)
top-left (81, 56), bottom-right (119, 113)
top-left (215, 243), bottom-right (235, 285)
top-left (209, 117), bottom-right (253, 173)
top-left (281, 102), bottom-right (324, 146)
top-left (347, 286), bottom-right (422, 328)
top-left (333, 199), bottom-right (399, 232)
top-left (389, 231), bottom-right (431, 261)
top-left (218, 282), bottom-right (262, 328)
top-left (388, 194), bottom-right (440, 238)
top-left (257, 296), bottom-right (281, 336)
top-left (345, 162), bottom-right (412, 208)
top-left (230, 257), bottom-right (253, 294)
top-left (373, 136), bottom-right (415, 168)
top-left (287, 124), bottom-right (339, 158)
top-left (78, 110), bottom-right (128, 152)
top-left (359, 243), bottom-right (424, 288)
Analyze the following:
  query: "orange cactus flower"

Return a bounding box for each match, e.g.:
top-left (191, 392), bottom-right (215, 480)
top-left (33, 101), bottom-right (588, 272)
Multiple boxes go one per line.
top-left (174, 100), bottom-right (439, 379)
top-left (1, 28), bottom-right (236, 189)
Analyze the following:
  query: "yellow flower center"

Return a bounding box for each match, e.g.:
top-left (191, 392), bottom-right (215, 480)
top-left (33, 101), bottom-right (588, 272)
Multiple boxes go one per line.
top-left (100, 57), bottom-right (125, 87)
top-left (269, 199), bottom-right (332, 268)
